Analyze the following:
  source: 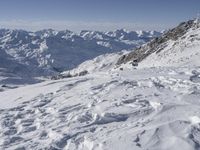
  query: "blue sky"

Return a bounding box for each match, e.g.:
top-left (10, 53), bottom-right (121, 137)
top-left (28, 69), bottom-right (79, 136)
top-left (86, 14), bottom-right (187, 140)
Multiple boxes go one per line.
top-left (0, 0), bottom-right (199, 31)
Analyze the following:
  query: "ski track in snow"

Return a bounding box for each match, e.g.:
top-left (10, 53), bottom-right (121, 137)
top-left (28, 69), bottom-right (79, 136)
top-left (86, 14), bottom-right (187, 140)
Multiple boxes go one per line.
top-left (0, 67), bottom-right (200, 150)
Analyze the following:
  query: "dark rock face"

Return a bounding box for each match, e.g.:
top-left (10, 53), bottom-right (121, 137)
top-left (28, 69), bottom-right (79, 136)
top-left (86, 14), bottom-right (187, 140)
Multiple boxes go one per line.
top-left (190, 70), bottom-right (200, 83)
top-left (51, 70), bottom-right (88, 80)
top-left (116, 20), bottom-right (195, 65)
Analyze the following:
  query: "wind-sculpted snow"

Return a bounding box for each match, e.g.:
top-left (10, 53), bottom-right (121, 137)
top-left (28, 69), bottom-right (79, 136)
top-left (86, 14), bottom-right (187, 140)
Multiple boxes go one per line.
top-left (0, 67), bottom-right (200, 150)
top-left (0, 19), bottom-right (200, 150)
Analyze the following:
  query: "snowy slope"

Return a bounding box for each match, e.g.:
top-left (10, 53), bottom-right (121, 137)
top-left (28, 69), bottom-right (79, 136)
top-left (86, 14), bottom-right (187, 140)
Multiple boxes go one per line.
top-left (0, 66), bottom-right (200, 150)
top-left (0, 28), bottom-right (160, 73)
top-left (139, 25), bottom-right (200, 68)
top-left (0, 28), bottom-right (161, 87)
top-left (0, 47), bottom-right (45, 91)
top-left (61, 50), bottom-right (129, 77)
top-left (61, 20), bottom-right (200, 77)
top-left (117, 20), bottom-right (199, 68)
top-left (0, 19), bottom-right (200, 150)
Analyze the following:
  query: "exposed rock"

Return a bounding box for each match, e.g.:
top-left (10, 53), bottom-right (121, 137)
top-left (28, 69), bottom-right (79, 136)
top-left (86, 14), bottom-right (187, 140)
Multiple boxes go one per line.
top-left (116, 20), bottom-right (195, 65)
top-left (51, 70), bottom-right (88, 80)
top-left (78, 70), bottom-right (88, 76)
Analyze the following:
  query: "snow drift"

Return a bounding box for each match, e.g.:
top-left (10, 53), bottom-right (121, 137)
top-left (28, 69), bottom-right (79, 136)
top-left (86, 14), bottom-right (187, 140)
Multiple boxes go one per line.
top-left (0, 19), bottom-right (200, 150)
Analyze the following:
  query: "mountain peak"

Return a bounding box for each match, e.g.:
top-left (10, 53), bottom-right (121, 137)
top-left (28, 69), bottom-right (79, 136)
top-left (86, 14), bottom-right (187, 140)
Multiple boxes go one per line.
top-left (117, 19), bottom-right (200, 67)
top-left (0, 28), bottom-right (161, 85)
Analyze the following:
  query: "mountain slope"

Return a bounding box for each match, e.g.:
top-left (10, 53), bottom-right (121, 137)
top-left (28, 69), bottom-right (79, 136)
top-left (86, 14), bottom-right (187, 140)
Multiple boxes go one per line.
top-left (0, 29), bottom-right (161, 73)
top-left (0, 19), bottom-right (200, 150)
top-left (117, 20), bottom-right (199, 67)
top-left (139, 24), bottom-right (200, 67)
top-left (0, 29), bottom-right (161, 86)
top-left (0, 65), bottom-right (200, 150)
top-left (0, 47), bottom-right (44, 91)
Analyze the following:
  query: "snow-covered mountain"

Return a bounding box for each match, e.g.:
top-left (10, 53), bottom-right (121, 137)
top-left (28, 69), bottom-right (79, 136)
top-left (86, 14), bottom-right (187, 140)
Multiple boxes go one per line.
top-left (59, 19), bottom-right (200, 78)
top-left (117, 19), bottom-right (200, 68)
top-left (0, 28), bottom-right (161, 86)
top-left (0, 19), bottom-right (200, 150)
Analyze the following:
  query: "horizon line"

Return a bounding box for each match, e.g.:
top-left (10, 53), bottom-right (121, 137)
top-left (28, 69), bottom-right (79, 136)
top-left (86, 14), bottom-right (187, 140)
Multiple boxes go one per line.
top-left (0, 20), bottom-right (178, 32)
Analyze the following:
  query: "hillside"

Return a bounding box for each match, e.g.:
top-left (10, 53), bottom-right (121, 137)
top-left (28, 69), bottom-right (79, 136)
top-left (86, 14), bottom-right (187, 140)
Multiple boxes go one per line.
top-left (117, 20), bottom-right (200, 68)
top-left (0, 19), bottom-right (200, 150)
top-left (0, 29), bottom-right (161, 87)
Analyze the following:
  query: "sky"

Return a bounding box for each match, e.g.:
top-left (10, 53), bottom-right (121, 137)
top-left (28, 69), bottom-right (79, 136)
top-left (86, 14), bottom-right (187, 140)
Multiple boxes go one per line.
top-left (0, 0), bottom-right (199, 32)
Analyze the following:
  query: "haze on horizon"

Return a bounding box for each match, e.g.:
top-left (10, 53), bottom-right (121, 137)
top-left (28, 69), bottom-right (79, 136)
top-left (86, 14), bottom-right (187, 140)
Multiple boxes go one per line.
top-left (0, 0), bottom-right (199, 32)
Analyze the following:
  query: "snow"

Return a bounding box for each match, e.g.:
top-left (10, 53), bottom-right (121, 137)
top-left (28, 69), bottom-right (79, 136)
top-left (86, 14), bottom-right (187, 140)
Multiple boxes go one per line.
top-left (139, 27), bottom-right (200, 68)
top-left (0, 65), bottom-right (200, 149)
top-left (0, 28), bottom-right (160, 87)
top-left (39, 40), bottom-right (48, 52)
top-left (61, 50), bottom-right (129, 76)
top-left (189, 116), bottom-right (200, 124)
top-left (0, 21), bottom-right (200, 150)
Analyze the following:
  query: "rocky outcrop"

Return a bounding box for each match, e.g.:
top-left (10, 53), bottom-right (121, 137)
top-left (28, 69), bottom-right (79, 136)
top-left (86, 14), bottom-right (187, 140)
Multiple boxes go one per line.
top-left (51, 70), bottom-right (89, 80)
top-left (117, 20), bottom-right (195, 65)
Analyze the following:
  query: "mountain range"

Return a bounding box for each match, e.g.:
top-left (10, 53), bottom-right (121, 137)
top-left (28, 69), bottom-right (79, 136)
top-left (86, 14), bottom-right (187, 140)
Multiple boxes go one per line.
top-left (0, 19), bottom-right (200, 150)
top-left (0, 28), bottom-right (161, 86)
